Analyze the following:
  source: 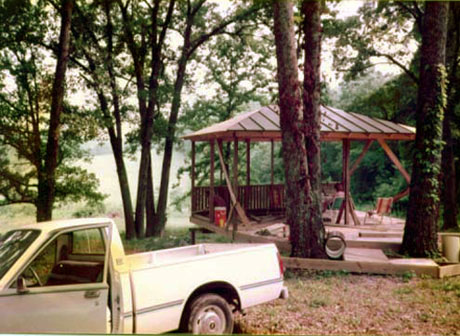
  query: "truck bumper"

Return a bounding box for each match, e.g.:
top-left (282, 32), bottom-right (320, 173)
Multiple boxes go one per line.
top-left (279, 286), bottom-right (289, 299)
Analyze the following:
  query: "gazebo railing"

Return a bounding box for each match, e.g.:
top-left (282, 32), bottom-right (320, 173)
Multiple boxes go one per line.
top-left (191, 182), bottom-right (342, 217)
top-left (191, 184), bottom-right (285, 214)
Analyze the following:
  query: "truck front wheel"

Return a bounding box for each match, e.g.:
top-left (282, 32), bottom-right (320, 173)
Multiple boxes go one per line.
top-left (186, 293), bottom-right (234, 334)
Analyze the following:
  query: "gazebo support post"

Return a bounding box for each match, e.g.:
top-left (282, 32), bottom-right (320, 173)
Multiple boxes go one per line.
top-left (342, 139), bottom-right (351, 225)
top-left (350, 140), bottom-right (374, 175)
top-left (271, 139), bottom-right (275, 185)
top-left (377, 138), bottom-right (411, 204)
top-left (246, 139), bottom-right (250, 209)
top-left (191, 141), bottom-right (195, 214)
top-left (216, 140), bottom-right (250, 229)
top-left (233, 139), bottom-right (239, 233)
top-left (336, 140), bottom-right (361, 226)
top-left (377, 139), bottom-right (411, 183)
top-left (209, 140), bottom-right (215, 224)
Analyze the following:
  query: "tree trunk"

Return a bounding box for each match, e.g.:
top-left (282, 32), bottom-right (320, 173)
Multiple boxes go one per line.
top-left (119, 0), bottom-right (175, 239)
top-left (111, 130), bottom-right (135, 239)
top-left (440, 3), bottom-right (460, 230)
top-left (154, 11), bottom-right (193, 235)
top-left (273, 0), bottom-right (311, 258)
top-left (146, 153), bottom-right (157, 237)
top-left (441, 101), bottom-right (458, 230)
top-left (97, 87), bottom-right (135, 239)
top-left (401, 2), bottom-right (449, 257)
top-left (37, 0), bottom-right (73, 222)
top-left (302, 0), bottom-right (326, 258)
top-left (154, 56), bottom-right (188, 235)
top-left (104, 0), bottom-right (135, 239)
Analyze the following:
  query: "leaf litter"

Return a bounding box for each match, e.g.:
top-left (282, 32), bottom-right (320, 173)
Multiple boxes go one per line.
top-left (235, 271), bottom-right (460, 335)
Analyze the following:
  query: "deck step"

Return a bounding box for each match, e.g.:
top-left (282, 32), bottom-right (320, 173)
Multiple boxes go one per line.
top-left (389, 258), bottom-right (438, 266)
top-left (344, 248), bottom-right (389, 262)
top-left (359, 231), bottom-right (402, 238)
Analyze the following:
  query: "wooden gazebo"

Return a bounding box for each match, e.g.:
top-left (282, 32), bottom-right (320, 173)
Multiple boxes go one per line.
top-left (183, 105), bottom-right (415, 228)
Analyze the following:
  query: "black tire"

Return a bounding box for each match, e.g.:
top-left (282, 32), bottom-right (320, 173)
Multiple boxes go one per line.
top-left (185, 293), bottom-right (234, 334)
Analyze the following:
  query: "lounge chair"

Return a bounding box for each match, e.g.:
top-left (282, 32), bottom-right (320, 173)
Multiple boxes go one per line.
top-left (364, 197), bottom-right (393, 225)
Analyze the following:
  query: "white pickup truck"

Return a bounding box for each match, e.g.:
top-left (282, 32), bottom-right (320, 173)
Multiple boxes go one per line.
top-left (0, 218), bottom-right (287, 334)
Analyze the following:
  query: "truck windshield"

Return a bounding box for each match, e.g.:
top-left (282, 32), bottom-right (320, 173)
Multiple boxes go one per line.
top-left (0, 230), bottom-right (40, 280)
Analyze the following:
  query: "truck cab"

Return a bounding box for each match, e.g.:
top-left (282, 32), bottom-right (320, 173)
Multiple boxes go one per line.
top-left (0, 219), bottom-right (118, 333)
top-left (0, 218), bottom-right (287, 334)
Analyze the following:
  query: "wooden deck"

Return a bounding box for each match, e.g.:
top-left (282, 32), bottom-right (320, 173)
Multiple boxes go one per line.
top-left (190, 211), bottom-right (460, 278)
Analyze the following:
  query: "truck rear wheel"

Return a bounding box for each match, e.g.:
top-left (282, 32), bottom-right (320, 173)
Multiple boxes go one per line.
top-left (186, 293), bottom-right (234, 334)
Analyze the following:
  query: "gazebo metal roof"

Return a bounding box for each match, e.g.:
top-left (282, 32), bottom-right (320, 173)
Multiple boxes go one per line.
top-left (183, 105), bottom-right (416, 142)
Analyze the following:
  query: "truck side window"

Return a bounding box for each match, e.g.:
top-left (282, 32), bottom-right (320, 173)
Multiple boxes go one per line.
top-left (15, 228), bottom-right (106, 288)
top-left (72, 229), bottom-right (105, 255)
top-left (21, 239), bottom-right (57, 287)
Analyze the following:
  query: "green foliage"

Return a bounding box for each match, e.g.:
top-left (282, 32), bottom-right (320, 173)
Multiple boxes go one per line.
top-left (323, 1), bottom-right (420, 81)
top-left (176, 20), bottom-right (276, 193)
top-left (314, 269), bottom-right (350, 279)
top-left (416, 64), bottom-right (448, 207)
top-left (120, 227), bottom-right (232, 254)
top-left (401, 270), bottom-right (416, 283)
top-left (72, 202), bottom-right (106, 219)
top-left (0, 0), bottom-right (105, 215)
top-left (251, 142), bottom-right (284, 185)
top-left (419, 278), bottom-right (460, 298)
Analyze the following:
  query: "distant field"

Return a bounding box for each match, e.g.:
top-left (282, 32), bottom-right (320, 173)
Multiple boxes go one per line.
top-left (80, 149), bottom-right (193, 230)
top-left (0, 148), bottom-right (193, 232)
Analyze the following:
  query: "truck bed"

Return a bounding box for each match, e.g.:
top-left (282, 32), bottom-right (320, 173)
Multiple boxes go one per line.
top-left (126, 243), bottom-right (265, 269)
top-left (124, 242), bottom-right (284, 333)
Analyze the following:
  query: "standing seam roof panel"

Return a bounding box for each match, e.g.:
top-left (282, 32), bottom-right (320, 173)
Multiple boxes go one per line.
top-left (182, 105), bottom-right (416, 140)
top-left (323, 106), bottom-right (382, 133)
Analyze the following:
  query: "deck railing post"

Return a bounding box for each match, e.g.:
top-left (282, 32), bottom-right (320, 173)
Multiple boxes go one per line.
top-left (342, 139), bottom-right (351, 225)
top-left (246, 139), bottom-right (250, 209)
top-left (209, 139), bottom-right (215, 223)
top-left (191, 141), bottom-right (195, 213)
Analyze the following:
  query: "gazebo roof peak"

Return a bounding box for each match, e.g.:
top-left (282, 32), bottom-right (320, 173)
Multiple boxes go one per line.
top-left (183, 104), bottom-right (416, 142)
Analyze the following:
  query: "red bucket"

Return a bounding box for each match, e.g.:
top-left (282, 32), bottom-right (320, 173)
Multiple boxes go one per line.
top-left (214, 207), bottom-right (227, 227)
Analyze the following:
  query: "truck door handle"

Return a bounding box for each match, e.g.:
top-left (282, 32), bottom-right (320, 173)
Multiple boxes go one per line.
top-left (84, 290), bottom-right (101, 299)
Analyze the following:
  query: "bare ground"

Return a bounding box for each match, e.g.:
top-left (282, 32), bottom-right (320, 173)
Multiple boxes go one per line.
top-left (235, 271), bottom-right (460, 335)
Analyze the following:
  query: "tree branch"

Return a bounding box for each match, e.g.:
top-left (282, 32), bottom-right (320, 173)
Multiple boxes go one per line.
top-left (375, 52), bottom-right (419, 84)
top-left (396, 1), bottom-right (423, 33)
top-left (187, 4), bottom-right (259, 59)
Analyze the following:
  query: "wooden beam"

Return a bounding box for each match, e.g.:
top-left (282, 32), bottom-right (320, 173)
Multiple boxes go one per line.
top-left (246, 140), bottom-right (250, 210)
top-left (233, 139), bottom-right (239, 200)
top-left (439, 264), bottom-right (460, 278)
top-left (246, 139), bottom-right (250, 186)
top-left (191, 141), bottom-right (195, 213)
top-left (189, 214), bottom-right (290, 253)
top-left (342, 139), bottom-right (351, 225)
top-left (281, 257), bottom-right (439, 278)
top-left (216, 140), bottom-right (250, 226)
top-left (350, 140), bottom-right (373, 175)
top-left (349, 196), bottom-right (361, 225)
top-left (271, 139), bottom-right (275, 185)
top-left (359, 232), bottom-right (403, 238)
top-left (377, 138), bottom-right (411, 183)
top-left (209, 140), bottom-right (215, 223)
top-left (393, 187), bottom-right (410, 202)
top-left (336, 199), bottom-right (345, 224)
top-left (233, 138), bottom-right (239, 234)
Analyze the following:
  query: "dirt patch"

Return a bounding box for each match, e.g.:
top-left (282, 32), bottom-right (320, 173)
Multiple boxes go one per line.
top-left (235, 271), bottom-right (460, 335)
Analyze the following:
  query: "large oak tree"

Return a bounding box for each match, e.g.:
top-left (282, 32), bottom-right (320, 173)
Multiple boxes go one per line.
top-left (273, 0), bottom-right (326, 258)
top-left (402, 2), bottom-right (449, 257)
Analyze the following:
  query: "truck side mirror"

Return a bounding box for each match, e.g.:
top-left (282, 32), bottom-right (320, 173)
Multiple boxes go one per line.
top-left (17, 276), bottom-right (29, 295)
